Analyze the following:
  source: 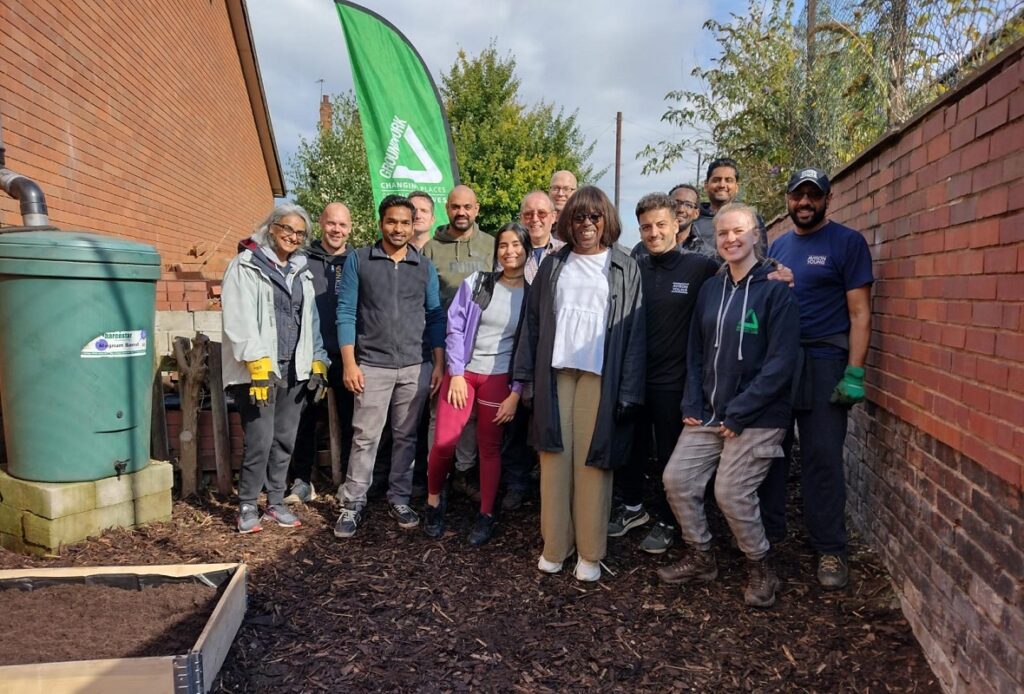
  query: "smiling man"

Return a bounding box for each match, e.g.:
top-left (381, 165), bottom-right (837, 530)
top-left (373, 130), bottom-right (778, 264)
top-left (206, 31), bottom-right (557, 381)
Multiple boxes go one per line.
top-left (761, 167), bottom-right (873, 590)
top-left (609, 193), bottom-right (720, 553)
top-left (520, 190), bottom-right (565, 284)
top-left (334, 195), bottom-right (445, 539)
top-left (691, 158), bottom-right (768, 257)
top-left (422, 185), bottom-right (495, 308)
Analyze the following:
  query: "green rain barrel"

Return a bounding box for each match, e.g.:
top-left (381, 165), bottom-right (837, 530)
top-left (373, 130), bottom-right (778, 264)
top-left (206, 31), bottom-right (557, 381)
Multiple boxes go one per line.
top-left (0, 230), bottom-right (161, 482)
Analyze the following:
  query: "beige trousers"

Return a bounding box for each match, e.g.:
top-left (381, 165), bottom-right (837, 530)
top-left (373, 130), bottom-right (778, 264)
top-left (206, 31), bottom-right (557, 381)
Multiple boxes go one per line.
top-left (539, 369), bottom-right (613, 564)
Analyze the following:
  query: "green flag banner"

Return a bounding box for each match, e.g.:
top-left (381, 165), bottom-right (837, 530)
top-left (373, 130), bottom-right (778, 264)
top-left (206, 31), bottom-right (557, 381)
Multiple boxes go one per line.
top-left (335, 1), bottom-right (459, 226)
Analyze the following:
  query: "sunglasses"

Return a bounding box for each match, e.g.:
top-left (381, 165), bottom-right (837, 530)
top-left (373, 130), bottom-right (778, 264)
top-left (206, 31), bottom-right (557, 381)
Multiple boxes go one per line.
top-left (571, 212), bottom-right (604, 225)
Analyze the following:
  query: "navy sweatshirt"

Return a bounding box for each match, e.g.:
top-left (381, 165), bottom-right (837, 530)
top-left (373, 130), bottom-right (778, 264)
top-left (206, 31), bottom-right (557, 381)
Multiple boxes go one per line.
top-left (683, 260), bottom-right (801, 433)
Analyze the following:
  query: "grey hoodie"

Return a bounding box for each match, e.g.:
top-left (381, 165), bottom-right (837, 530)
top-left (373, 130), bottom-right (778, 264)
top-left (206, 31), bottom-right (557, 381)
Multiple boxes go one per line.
top-left (421, 223), bottom-right (495, 308)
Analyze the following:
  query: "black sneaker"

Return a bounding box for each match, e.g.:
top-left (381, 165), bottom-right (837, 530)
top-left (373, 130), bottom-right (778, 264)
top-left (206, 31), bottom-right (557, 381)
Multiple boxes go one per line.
top-left (423, 502), bottom-right (445, 538)
top-left (744, 556), bottom-right (780, 608)
top-left (333, 505), bottom-right (362, 539)
top-left (389, 503), bottom-right (420, 529)
top-left (817, 554), bottom-right (849, 589)
top-left (607, 505), bottom-right (650, 537)
top-left (639, 522), bottom-right (675, 554)
top-left (501, 487), bottom-right (528, 511)
top-left (467, 513), bottom-right (496, 546)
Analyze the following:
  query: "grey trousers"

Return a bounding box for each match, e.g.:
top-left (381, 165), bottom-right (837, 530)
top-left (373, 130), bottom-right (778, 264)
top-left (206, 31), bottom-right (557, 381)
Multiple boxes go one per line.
top-left (339, 362), bottom-right (431, 509)
top-left (236, 377), bottom-right (309, 507)
top-left (663, 426), bottom-right (785, 561)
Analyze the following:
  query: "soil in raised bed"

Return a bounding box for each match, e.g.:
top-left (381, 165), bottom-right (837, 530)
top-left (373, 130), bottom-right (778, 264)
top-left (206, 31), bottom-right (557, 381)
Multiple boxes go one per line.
top-left (0, 581), bottom-right (221, 666)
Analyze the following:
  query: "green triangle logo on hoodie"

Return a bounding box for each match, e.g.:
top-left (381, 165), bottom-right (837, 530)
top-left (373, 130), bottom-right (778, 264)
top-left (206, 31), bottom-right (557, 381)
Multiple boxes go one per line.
top-left (738, 309), bottom-right (759, 335)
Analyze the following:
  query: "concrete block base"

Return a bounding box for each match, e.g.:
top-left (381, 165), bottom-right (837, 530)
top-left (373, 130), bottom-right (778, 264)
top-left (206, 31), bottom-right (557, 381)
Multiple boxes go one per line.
top-left (0, 461), bottom-right (173, 555)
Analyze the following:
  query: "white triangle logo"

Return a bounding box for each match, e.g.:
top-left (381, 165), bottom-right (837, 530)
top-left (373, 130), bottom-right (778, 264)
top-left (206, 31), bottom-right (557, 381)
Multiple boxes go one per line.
top-left (380, 116), bottom-right (443, 184)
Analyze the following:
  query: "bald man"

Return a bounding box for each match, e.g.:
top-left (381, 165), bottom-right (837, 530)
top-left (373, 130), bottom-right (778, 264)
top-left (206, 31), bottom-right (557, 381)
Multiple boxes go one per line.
top-left (548, 170), bottom-right (578, 221)
top-left (286, 202), bottom-right (354, 504)
top-left (422, 184), bottom-right (495, 308)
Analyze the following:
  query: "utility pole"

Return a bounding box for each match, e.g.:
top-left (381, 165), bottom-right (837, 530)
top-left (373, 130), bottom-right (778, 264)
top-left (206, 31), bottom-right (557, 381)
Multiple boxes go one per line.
top-left (806, 0), bottom-right (817, 153)
top-left (614, 111), bottom-right (622, 209)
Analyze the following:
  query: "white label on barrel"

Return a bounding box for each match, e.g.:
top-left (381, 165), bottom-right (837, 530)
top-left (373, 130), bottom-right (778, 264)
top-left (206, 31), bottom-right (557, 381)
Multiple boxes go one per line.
top-left (80, 330), bottom-right (148, 358)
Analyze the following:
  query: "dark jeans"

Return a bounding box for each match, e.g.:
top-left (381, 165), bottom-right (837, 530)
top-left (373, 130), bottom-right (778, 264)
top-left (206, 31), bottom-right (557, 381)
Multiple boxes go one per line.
top-left (291, 357), bottom-right (353, 483)
top-left (236, 363), bottom-right (309, 506)
top-left (501, 403), bottom-right (535, 492)
top-left (614, 388), bottom-right (684, 523)
top-left (758, 357), bottom-right (849, 554)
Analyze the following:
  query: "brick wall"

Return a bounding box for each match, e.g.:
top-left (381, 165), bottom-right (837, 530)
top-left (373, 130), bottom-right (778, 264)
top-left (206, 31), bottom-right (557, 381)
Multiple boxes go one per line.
top-left (0, 1), bottom-right (274, 305)
top-left (767, 41), bottom-right (1023, 693)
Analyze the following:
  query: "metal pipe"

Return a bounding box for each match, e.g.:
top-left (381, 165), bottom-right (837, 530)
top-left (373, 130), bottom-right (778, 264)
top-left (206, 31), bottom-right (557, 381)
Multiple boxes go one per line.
top-left (0, 105), bottom-right (50, 226)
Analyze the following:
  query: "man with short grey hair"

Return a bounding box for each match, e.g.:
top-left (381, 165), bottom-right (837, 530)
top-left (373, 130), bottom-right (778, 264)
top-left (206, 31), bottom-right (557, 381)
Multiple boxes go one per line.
top-left (548, 170), bottom-right (578, 222)
top-left (520, 190), bottom-right (565, 284)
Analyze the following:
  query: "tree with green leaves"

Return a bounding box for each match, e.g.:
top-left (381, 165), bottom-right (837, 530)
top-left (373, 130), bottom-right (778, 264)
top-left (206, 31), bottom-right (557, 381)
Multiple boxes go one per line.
top-left (289, 92), bottom-right (378, 248)
top-left (441, 43), bottom-right (600, 233)
top-left (289, 43), bottom-right (601, 245)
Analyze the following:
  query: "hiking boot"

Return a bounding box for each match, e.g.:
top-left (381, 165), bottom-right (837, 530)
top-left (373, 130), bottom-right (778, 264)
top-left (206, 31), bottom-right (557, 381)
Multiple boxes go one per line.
top-left (607, 504), bottom-right (650, 537)
top-left (744, 556), bottom-right (780, 608)
top-left (423, 502), bottom-right (445, 539)
top-left (468, 513), bottom-right (496, 546)
top-left (639, 522), bottom-right (675, 554)
top-left (333, 505), bottom-right (362, 539)
top-left (283, 479), bottom-right (316, 505)
top-left (501, 487), bottom-right (529, 512)
top-left (537, 555), bottom-right (564, 574)
top-left (656, 548), bottom-right (718, 584)
top-left (237, 504), bottom-right (262, 534)
top-left (389, 503), bottom-right (420, 529)
top-left (262, 504), bottom-right (301, 528)
top-left (817, 554), bottom-right (849, 589)
top-left (574, 557), bottom-right (601, 582)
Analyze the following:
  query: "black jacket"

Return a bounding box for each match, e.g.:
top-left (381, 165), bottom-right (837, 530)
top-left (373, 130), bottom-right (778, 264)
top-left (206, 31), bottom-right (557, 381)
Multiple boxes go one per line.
top-left (513, 244), bottom-right (645, 470)
top-left (306, 240), bottom-right (349, 354)
top-left (683, 260), bottom-right (800, 433)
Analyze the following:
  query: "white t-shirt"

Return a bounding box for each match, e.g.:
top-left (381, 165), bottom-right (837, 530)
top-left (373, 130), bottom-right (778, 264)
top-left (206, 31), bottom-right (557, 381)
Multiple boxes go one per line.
top-left (551, 250), bottom-right (610, 374)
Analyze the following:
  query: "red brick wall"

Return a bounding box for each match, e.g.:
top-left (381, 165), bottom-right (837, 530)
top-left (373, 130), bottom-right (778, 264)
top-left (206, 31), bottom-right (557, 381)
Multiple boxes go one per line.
top-left (768, 42), bottom-right (1023, 693)
top-left (0, 1), bottom-right (273, 300)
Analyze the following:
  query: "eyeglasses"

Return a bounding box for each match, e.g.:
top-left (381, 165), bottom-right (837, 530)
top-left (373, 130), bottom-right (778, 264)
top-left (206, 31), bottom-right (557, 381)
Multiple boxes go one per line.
top-left (787, 189), bottom-right (825, 202)
top-left (571, 212), bottom-right (603, 225)
top-left (550, 186), bottom-right (576, 194)
top-left (675, 201), bottom-right (699, 210)
top-left (272, 222), bottom-right (307, 240)
top-left (521, 210), bottom-right (551, 220)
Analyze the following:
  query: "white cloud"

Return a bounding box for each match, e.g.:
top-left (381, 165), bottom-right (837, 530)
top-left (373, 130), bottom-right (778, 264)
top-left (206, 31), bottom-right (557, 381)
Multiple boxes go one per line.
top-left (247, 0), bottom-right (731, 246)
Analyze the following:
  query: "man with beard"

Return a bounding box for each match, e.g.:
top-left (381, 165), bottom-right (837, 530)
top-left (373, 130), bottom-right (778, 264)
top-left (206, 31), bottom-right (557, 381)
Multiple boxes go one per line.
top-left (632, 184), bottom-right (706, 260)
top-left (691, 158), bottom-right (768, 256)
top-left (422, 185), bottom-right (495, 499)
top-left (760, 168), bottom-right (873, 589)
top-left (334, 195), bottom-right (445, 538)
top-left (286, 202), bottom-right (353, 504)
top-left (548, 170), bottom-right (578, 223)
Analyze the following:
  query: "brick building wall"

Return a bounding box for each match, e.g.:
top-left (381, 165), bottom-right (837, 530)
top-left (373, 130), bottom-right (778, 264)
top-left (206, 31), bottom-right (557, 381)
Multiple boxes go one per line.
top-left (0, 1), bottom-right (278, 309)
top-left (767, 41), bottom-right (1023, 693)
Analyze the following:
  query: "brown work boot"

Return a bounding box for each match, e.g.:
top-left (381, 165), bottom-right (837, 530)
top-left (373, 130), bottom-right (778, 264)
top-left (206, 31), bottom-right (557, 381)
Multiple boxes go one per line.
top-left (656, 547), bottom-right (717, 584)
top-left (744, 556), bottom-right (780, 608)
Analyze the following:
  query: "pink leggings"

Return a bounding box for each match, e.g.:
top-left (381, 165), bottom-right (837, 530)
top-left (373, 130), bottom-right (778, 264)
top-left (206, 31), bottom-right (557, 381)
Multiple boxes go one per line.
top-left (427, 370), bottom-right (510, 514)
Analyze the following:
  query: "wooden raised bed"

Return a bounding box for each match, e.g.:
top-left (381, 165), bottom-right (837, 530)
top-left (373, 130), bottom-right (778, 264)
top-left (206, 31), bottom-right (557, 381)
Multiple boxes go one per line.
top-left (0, 562), bottom-right (246, 694)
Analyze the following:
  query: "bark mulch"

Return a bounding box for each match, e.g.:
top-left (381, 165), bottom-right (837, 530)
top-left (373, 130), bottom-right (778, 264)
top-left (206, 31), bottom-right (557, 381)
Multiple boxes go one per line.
top-left (0, 491), bottom-right (939, 693)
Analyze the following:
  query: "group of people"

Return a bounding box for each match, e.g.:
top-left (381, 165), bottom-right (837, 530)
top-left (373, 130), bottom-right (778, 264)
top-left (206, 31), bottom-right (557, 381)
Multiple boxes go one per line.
top-left (220, 160), bottom-right (873, 609)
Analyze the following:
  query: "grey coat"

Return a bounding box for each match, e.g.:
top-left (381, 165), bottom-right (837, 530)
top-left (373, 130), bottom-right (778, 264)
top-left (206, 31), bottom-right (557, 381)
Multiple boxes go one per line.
top-left (513, 244), bottom-right (645, 470)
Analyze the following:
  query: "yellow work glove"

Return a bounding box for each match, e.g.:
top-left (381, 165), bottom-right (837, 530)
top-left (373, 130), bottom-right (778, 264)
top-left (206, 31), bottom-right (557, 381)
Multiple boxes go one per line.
top-left (246, 357), bottom-right (276, 407)
top-left (308, 360), bottom-right (329, 403)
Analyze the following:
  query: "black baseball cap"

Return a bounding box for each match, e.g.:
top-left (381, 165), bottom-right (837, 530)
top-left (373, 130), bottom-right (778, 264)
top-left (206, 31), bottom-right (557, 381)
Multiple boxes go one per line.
top-left (787, 167), bottom-right (831, 194)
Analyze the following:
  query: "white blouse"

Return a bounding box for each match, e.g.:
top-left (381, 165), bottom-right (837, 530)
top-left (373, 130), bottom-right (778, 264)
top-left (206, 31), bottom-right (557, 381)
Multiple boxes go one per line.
top-left (551, 250), bottom-right (610, 375)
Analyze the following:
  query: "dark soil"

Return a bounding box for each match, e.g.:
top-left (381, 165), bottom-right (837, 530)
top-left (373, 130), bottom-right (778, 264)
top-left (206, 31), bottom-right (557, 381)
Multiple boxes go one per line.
top-left (0, 486), bottom-right (939, 692)
top-left (0, 582), bottom-right (220, 665)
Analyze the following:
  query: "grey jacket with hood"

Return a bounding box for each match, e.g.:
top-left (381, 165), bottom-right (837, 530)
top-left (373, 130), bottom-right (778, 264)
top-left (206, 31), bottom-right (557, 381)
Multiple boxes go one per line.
top-left (513, 243), bottom-right (646, 470)
top-left (220, 242), bottom-right (329, 387)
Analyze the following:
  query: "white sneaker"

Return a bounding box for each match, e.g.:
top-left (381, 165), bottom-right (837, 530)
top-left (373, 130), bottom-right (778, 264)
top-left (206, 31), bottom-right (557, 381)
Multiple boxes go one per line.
top-left (574, 558), bottom-right (601, 582)
top-left (537, 555), bottom-right (563, 574)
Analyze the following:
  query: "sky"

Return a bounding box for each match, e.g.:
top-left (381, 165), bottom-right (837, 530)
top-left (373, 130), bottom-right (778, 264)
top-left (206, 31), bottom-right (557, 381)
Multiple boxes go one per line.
top-left (246, 0), bottom-right (727, 247)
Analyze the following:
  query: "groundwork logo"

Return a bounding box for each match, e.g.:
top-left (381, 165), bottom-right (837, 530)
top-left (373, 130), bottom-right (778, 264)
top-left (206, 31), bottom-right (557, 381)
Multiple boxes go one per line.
top-left (379, 115), bottom-right (442, 184)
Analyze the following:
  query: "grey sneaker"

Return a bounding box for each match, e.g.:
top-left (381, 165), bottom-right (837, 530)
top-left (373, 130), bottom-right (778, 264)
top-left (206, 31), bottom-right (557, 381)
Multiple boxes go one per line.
top-left (262, 504), bottom-right (301, 528)
top-left (817, 554), bottom-right (849, 589)
top-left (333, 506), bottom-right (362, 538)
top-left (237, 504), bottom-right (262, 534)
top-left (607, 505), bottom-right (650, 537)
top-left (389, 503), bottom-right (420, 529)
top-left (639, 522), bottom-right (675, 554)
top-left (744, 557), bottom-right (780, 608)
top-left (283, 479), bottom-right (316, 505)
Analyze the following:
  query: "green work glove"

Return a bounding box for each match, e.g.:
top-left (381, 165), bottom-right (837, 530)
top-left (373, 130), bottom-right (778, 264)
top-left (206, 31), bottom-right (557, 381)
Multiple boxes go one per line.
top-left (308, 360), bottom-right (329, 403)
top-left (246, 357), bottom-right (276, 407)
top-left (830, 365), bottom-right (865, 406)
